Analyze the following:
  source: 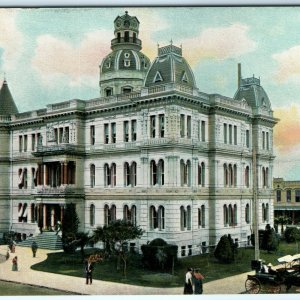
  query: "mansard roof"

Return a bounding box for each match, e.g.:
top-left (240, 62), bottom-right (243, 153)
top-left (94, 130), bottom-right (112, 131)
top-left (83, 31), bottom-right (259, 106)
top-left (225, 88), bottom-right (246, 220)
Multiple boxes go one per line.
top-left (144, 44), bottom-right (197, 89)
top-left (0, 80), bottom-right (18, 115)
top-left (234, 76), bottom-right (271, 110)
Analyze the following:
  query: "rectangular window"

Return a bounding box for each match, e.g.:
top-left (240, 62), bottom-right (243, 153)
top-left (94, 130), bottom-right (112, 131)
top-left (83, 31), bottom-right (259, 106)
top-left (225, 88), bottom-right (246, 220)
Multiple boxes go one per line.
top-left (181, 246), bottom-right (186, 257)
top-left (234, 125), bottom-right (237, 145)
top-left (224, 123), bottom-right (227, 144)
top-left (188, 245), bottom-right (192, 256)
top-left (262, 131), bottom-right (265, 149)
top-left (150, 115), bottom-right (156, 138)
top-left (64, 127), bottom-right (69, 143)
top-left (159, 114), bottom-right (165, 138)
top-left (276, 190), bottom-right (281, 202)
top-left (104, 124), bottom-right (109, 144)
top-left (59, 128), bottom-right (63, 143)
top-left (180, 114), bottom-right (185, 138)
top-left (187, 116), bottom-right (191, 139)
top-left (24, 135), bottom-right (28, 152)
top-left (246, 130), bottom-right (250, 148)
top-left (90, 125), bottom-right (95, 145)
top-left (198, 120), bottom-right (201, 140)
top-left (111, 123), bottom-right (116, 143)
top-left (229, 124), bottom-right (232, 144)
top-left (296, 190), bottom-right (300, 202)
top-left (266, 132), bottom-right (269, 150)
top-left (201, 121), bottom-right (206, 142)
top-left (124, 121), bottom-right (129, 142)
top-left (287, 189), bottom-right (291, 202)
top-left (31, 134), bottom-right (36, 151)
top-left (19, 135), bottom-right (23, 152)
top-left (131, 119), bottom-right (137, 141)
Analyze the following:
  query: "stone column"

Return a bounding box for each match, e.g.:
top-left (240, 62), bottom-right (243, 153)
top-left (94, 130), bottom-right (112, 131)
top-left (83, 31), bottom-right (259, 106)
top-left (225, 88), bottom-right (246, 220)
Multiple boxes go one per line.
top-left (64, 162), bottom-right (68, 185)
top-left (43, 204), bottom-right (47, 229)
top-left (51, 206), bottom-right (55, 228)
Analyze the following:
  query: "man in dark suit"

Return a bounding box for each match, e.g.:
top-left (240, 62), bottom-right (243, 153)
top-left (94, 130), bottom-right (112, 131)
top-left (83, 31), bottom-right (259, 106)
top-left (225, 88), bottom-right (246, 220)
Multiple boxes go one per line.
top-left (85, 260), bottom-right (94, 284)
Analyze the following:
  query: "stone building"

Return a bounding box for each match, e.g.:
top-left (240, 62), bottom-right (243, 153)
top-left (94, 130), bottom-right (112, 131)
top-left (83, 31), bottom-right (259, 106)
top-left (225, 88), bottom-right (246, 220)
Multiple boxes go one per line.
top-left (0, 11), bottom-right (277, 256)
top-left (273, 178), bottom-right (300, 224)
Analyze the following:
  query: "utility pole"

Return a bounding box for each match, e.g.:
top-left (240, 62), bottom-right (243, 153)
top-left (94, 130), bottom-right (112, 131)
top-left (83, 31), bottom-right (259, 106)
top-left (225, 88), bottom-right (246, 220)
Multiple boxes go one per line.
top-left (253, 146), bottom-right (260, 260)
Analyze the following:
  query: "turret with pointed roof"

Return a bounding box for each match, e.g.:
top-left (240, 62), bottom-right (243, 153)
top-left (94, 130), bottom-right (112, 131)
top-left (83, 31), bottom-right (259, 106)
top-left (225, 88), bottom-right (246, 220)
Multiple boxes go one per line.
top-left (0, 79), bottom-right (18, 115)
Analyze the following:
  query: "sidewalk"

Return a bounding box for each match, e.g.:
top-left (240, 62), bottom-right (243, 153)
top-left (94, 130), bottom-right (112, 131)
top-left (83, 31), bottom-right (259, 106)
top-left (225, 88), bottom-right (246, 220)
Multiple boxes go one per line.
top-left (0, 245), bottom-right (297, 295)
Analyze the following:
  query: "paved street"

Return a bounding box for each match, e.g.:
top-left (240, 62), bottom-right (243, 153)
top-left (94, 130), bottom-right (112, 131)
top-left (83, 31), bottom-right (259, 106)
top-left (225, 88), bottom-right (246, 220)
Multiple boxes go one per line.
top-left (0, 245), bottom-right (299, 295)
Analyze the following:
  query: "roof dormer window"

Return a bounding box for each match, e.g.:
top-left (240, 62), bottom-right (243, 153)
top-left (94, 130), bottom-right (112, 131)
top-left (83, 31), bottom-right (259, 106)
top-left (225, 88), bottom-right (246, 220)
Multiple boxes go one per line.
top-left (181, 72), bottom-right (188, 83)
top-left (153, 71), bottom-right (163, 83)
top-left (124, 59), bottom-right (131, 67)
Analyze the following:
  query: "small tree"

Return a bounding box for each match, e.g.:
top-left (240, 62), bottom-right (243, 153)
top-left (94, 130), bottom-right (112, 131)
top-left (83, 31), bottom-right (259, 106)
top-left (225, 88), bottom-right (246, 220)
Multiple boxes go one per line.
top-left (274, 216), bottom-right (291, 235)
top-left (92, 220), bottom-right (144, 277)
top-left (62, 203), bottom-right (80, 253)
top-left (261, 224), bottom-right (278, 253)
top-left (214, 235), bottom-right (234, 264)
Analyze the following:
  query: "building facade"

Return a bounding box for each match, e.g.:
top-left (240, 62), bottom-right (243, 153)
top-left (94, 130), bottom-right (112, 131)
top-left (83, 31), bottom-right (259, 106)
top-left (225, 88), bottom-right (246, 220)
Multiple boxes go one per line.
top-left (0, 12), bottom-right (278, 256)
top-left (274, 178), bottom-right (300, 224)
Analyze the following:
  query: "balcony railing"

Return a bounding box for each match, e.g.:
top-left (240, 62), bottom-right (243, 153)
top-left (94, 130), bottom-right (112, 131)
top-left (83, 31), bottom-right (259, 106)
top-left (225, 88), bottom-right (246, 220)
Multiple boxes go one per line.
top-left (33, 144), bottom-right (85, 156)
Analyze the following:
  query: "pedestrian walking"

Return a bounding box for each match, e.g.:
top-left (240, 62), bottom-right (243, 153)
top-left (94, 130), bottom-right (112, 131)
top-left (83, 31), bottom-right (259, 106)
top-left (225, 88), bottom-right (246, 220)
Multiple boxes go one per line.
top-left (183, 267), bottom-right (193, 294)
top-left (31, 241), bottom-right (38, 257)
top-left (193, 269), bottom-right (204, 294)
top-left (12, 256), bottom-right (18, 271)
top-left (85, 259), bottom-right (94, 284)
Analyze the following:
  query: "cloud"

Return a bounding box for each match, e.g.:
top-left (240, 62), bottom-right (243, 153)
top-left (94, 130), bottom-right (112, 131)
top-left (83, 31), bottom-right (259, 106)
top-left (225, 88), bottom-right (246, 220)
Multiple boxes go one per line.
top-left (273, 104), bottom-right (300, 153)
top-left (273, 45), bottom-right (300, 83)
top-left (0, 9), bottom-right (24, 71)
top-left (181, 23), bottom-right (256, 66)
top-left (32, 29), bottom-right (112, 87)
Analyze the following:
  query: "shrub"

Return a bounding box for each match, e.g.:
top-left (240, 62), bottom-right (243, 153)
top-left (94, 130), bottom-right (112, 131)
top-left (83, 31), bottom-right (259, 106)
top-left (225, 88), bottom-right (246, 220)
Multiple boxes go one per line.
top-left (284, 227), bottom-right (300, 243)
top-left (214, 235), bottom-right (234, 263)
top-left (141, 238), bottom-right (178, 271)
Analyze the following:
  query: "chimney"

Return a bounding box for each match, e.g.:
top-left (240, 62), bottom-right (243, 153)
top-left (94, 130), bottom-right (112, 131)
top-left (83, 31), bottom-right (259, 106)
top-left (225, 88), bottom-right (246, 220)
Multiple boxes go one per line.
top-left (238, 63), bottom-right (241, 88)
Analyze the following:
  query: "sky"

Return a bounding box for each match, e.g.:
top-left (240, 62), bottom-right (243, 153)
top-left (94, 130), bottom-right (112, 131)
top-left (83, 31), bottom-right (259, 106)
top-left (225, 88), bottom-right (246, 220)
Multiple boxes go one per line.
top-left (0, 6), bottom-right (300, 180)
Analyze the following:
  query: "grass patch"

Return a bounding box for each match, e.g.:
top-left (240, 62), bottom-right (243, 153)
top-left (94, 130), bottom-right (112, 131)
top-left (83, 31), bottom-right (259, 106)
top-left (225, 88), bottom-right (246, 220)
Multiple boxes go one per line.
top-left (31, 241), bottom-right (300, 288)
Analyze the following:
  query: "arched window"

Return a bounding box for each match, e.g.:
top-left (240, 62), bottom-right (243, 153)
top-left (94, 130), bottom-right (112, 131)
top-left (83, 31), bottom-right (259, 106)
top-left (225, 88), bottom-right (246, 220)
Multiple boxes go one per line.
top-left (131, 162), bottom-right (137, 187)
top-left (233, 164), bottom-right (237, 187)
top-left (198, 208), bottom-right (201, 227)
top-left (104, 164), bottom-right (110, 187)
top-left (158, 159), bottom-right (164, 186)
top-left (150, 206), bottom-right (157, 229)
top-left (110, 205), bottom-right (116, 222)
top-left (90, 164), bottom-right (95, 188)
top-left (187, 160), bottom-right (191, 187)
top-left (262, 203), bottom-right (265, 222)
top-left (111, 163), bottom-right (116, 187)
top-left (224, 164), bottom-right (228, 187)
top-left (124, 162), bottom-right (130, 186)
top-left (150, 160), bottom-right (157, 186)
top-left (180, 160), bottom-right (185, 186)
top-left (245, 203), bottom-right (250, 224)
top-left (228, 204), bottom-right (233, 226)
top-left (262, 167), bottom-right (266, 187)
top-left (131, 205), bottom-right (137, 226)
top-left (104, 204), bottom-right (110, 226)
top-left (187, 205), bottom-right (191, 230)
top-left (245, 166), bottom-right (250, 188)
top-left (229, 164), bottom-right (233, 187)
top-left (201, 162), bottom-right (205, 187)
top-left (31, 203), bottom-right (35, 223)
top-left (180, 206), bottom-right (186, 230)
top-left (201, 205), bottom-right (205, 228)
top-left (198, 164), bottom-right (202, 186)
top-left (158, 206), bottom-right (165, 230)
top-left (23, 168), bottom-right (28, 189)
top-left (223, 204), bottom-right (228, 226)
top-left (123, 205), bottom-right (130, 222)
top-left (266, 167), bottom-right (269, 188)
top-left (90, 204), bottom-right (95, 227)
top-left (266, 203), bottom-right (269, 222)
top-left (234, 204), bottom-right (237, 226)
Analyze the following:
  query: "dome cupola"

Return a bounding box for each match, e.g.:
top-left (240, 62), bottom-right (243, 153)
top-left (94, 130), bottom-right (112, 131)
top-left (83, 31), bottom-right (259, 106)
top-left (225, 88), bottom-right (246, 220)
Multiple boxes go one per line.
top-left (99, 11), bottom-right (150, 97)
top-left (144, 43), bottom-right (197, 89)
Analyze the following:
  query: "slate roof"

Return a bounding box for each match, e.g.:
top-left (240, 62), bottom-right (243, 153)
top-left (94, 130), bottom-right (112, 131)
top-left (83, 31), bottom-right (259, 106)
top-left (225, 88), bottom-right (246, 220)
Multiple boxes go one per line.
top-left (234, 77), bottom-right (271, 110)
top-left (0, 80), bottom-right (18, 115)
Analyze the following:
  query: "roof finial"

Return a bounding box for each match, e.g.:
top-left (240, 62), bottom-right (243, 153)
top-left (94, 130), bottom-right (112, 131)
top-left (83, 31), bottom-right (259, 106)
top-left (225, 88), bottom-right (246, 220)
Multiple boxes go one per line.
top-left (170, 39), bottom-right (173, 45)
top-left (3, 72), bottom-right (6, 84)
top-left (125, 11), bottom-right (128, 15)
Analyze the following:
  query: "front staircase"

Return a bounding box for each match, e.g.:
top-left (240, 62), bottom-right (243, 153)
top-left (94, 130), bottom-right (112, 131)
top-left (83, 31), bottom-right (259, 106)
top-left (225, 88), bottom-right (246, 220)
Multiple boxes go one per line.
top-left (17, 231), bottom-right (63, 250)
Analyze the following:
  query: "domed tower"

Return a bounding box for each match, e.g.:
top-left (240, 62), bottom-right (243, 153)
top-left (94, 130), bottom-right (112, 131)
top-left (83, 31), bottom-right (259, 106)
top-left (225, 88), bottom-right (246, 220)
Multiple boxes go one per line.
top-left (99, 11), bottom-right (150, 97)
top-left (144, 43), bottom-right (197, 90)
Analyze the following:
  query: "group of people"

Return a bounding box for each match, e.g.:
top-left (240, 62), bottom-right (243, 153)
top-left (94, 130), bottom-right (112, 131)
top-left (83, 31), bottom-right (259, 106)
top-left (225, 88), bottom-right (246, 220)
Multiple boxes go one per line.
top-left (184, 267), bottom-right (204, 294)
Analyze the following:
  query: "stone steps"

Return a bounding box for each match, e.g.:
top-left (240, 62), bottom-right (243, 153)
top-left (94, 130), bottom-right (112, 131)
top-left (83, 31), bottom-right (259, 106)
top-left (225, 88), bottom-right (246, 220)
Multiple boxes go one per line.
top-left (18, 232), bottom-right (63, 250)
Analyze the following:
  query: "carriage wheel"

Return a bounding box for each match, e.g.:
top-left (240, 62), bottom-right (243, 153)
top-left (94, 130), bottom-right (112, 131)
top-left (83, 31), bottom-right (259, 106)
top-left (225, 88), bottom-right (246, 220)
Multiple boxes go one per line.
top-left (245, 278), bottom-right (261, 294)
top-left (267, 283), bottom-right (281, 294)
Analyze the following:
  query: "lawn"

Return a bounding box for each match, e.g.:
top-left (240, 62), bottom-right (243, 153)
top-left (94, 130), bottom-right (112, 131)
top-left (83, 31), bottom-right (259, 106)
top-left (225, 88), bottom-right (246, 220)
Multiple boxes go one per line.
top-left (31, 241), bottom-right (300, 288)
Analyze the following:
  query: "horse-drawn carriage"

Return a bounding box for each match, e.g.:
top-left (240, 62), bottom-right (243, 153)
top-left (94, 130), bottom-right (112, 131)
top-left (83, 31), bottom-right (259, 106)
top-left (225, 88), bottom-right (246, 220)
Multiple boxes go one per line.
top-left (245, 255), bottom-right (300, 294)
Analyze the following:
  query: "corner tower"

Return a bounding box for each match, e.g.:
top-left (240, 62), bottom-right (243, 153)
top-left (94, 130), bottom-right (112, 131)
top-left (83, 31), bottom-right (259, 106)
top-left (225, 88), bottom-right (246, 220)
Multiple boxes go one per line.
top-left (99, 11), bottom-right (150, 97)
